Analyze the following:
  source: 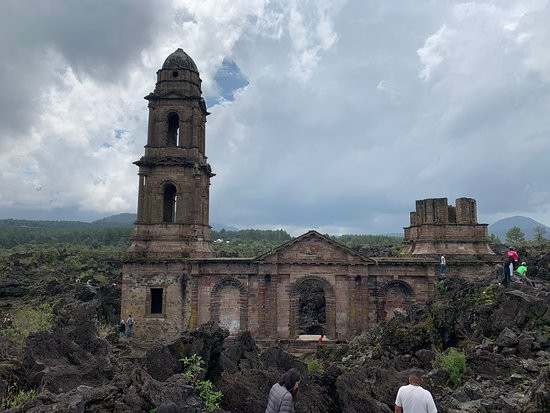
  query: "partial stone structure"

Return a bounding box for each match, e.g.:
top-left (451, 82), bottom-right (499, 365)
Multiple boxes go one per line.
top-left (121, 49), bottom-right (495, 344)
top-left (402, 197), bottom-right (494, 256)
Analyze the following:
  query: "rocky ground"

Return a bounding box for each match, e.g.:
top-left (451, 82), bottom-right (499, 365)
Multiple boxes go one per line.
top-left (0, 245), bottom-right (549, 412)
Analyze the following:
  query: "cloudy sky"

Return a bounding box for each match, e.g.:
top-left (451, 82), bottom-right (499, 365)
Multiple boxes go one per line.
top-left (1, 0), bottom-right (549, 235)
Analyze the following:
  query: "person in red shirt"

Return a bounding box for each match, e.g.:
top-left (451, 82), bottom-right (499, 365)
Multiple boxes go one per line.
top-left (317, 334), bottom-right (324, 344)
top-left (507, 247), bottom-right (519, 264)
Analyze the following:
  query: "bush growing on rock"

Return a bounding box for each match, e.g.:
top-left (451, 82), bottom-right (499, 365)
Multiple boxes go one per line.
top-left (0, 386), bottom-right (36, 410)
top-left (181, 354), bottom-right (223, 411)
top-left (434, 348), bottom-right (467, 387)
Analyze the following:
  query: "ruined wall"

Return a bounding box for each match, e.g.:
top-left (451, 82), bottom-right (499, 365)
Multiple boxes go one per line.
top-left (404, 197), bottom-right (494, 256)
top-left (121, 261), bottom-right (188, 341)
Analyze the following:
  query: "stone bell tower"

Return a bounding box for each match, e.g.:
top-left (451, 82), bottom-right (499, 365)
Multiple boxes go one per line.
top-left (130, 48), bottom-right (214, 258)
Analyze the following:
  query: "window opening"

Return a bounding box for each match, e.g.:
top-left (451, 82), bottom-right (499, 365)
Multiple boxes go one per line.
top-left (167, 113), bottom-right (179, 146)
top-left (150, 288), bottom-right (163, 314)
top-left (163, 184), bottom-right (177, 223)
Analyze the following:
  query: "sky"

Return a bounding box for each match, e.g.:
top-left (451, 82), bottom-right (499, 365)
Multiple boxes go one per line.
top-left (1, 0), bottom-right (550, 235)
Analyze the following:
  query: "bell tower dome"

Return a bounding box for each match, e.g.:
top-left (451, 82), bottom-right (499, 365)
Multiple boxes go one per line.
top-left (130, 48), bottom-right (214, 258)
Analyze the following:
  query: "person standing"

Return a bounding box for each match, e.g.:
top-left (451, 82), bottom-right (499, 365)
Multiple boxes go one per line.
top-left (265, 368), bottom-right (301, 413)
top-left (317, 334), bottom-right (324, 345)
top-left (439, 255), bottom-right (447, 276)
top-left (126, 315), bottom-right (134, 337)
top-left (502, 255), bottom-right (514, 287)
top-left (395, 371), bottom-right (437, 413)
top-left (119, 320), bottom-right (126, 338)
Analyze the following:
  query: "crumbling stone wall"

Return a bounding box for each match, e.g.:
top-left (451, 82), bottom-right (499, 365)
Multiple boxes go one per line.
top-left (403, 197), bottom-right (495, 256)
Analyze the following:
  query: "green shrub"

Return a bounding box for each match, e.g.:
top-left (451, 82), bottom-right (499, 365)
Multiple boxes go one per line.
top-left (180, 354), bottom-right (222, 411)
top-left (0, 385), bottom-right (37, 409)
top-left (196, 379), bottom-right (223, 412)
top-left (306, 359), bottom-right (323, 374)
top-left (2, 303), bottom-right (54, 344)
top-left (434, 348), bottom-right (467, 387)
top-left (180, 354), bottom-right (205, 385)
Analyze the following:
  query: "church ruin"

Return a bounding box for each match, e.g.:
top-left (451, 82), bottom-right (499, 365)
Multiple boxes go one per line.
top-left (121, 49), bottom-right (496, 344)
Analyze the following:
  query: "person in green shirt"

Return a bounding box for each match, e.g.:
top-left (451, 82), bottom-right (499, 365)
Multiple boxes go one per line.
top-left (516, 262), bottom-right (536, 287)
top-left (516, 262), bottom-right (527, 277)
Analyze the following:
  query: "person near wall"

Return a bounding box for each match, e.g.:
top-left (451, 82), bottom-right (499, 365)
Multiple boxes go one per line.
top-left (317, 334), bottom-right (325, 345)
top-left (265, 368), bottom-right (301, 413)
top-left (126, 315), bottom-right (134, 337)
top-left (439, 255), bottom-right (447, 276)
top-left (395, 370), bottom-right (437, 413)
top-left (118, 320), bottom-right (126, 338)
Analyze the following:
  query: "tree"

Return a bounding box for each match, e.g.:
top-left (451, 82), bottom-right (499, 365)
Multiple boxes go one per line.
top-left (489, 233), bottom-right (501, 244)
top-left (505, 226), bottom-right (525, 245)
top-left (533, 225), bottom-right (547, 244)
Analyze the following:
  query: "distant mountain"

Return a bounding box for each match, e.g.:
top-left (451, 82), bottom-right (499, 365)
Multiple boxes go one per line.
top-left (91, 213), bottom-right (136, 227)
top-left (489, 216), bottom-right (549, 241)
top-left (212, 223), bottom-right (239, 231)
top-left (91, 213), bottom-right (238, 231)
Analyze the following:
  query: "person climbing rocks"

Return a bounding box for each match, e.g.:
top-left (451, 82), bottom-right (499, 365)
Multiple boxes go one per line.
top-left (516, 262), bottom-right (536, 287)
top-left (502, 255), bottom-right (514, 287)
top-left (439, 255), bottom-right (447, 276)
top-left (317, 334), bottom-right (325, 345)
top-left (395, 370), bottom-right (437, 413)
top-left (265, 368), bottom-right (301, 413)
top-left (119, 320), bottom-right (126, 338)
top-left (126, 315), bottom-right (134, 337)
top-left (507, 247), bottom-right (519, 266)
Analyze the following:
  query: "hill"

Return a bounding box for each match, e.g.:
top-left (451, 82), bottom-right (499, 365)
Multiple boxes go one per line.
top-left (91, 213), bottom-right (135, 227)
top-left (489, 216), bottom-right (549, 241)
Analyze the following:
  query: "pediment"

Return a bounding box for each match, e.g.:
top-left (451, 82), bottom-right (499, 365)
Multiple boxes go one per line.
top-left (159, 91), bottom-right (186, 99)
top-left (255, 231), bottom-right (373, 264)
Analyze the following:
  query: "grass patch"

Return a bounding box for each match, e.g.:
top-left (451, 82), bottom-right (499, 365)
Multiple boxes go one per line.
top-left (1, 303), bottom-right (54, 345)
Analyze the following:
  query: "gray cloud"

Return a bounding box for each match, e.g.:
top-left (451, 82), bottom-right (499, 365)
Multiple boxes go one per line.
top-left (1, 0), bottom-right (550, 235)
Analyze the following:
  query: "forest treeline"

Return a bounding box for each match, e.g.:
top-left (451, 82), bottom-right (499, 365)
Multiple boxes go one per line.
top-left (0, 219), bottom-right (403, 256)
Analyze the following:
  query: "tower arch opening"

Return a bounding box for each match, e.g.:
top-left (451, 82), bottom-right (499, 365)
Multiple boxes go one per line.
top-left (162, 183), bottom-right (177, 223)
top-left (167, 112), bottom-right (179, 146)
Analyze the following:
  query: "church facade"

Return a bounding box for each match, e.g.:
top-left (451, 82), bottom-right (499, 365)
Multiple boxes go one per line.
top-left (121, 49), bottom-right (495, 343)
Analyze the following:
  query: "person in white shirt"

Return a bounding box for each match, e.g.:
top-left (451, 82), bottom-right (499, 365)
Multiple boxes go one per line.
top-left (395, 371), bottom-right (437, 413)
top-left (439, 255), bottom-right (446, 276)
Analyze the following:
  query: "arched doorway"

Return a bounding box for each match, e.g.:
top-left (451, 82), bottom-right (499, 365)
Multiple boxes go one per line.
top-left (378, 280), bottom-right (414, 322)
top-left (210, 277), bottom-right (248, 335)
top-left (288, 276), bottom-right (336, 339)
top-left (298, 279), bottom-right (326, 335)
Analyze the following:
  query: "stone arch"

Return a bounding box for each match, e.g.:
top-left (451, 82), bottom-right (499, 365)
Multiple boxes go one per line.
top-left (161, 182), bottom-right (178, 223)
top-left (288, 276), bottom-right (336, 339)
top-left (377, 280), bottom-right (414, 322)
top-left (166, 111), bottom-right (179, 146)
top-left (210, 277), bottom-right (248, 335)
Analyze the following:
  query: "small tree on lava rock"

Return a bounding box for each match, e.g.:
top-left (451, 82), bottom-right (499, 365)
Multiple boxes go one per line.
top-left (505, 226), bottom-right (525, 245)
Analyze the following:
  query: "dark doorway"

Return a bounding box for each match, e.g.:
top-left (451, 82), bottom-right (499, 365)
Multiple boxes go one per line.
top-left (298, 279), bottom-right (326, 335)
top-left (150, 288), bottom-right (163, 314)
top-left (162, 184), bottom-right (177, 223)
